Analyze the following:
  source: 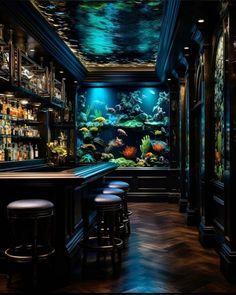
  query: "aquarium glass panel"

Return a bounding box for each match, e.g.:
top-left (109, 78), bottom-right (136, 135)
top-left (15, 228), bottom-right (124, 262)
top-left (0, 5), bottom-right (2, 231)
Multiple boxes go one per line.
top-left (214, 34), bottom-right (224, 182)
top-left (32, 0), bottom-right (164, 69)
top-left (76, 87), bottom-right (170, 167)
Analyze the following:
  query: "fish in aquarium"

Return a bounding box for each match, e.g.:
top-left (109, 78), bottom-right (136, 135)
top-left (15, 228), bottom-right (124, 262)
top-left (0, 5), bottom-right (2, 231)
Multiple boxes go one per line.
top-left (105, 137), bottom-right (123, 153)
top-left (81, 143), bottom-right (96, 151)
top-left (117, 128), bottom-right (128, 136)
top-left (152, 129), bottom-right (162, 136)
top-left (79, 127), bottom-right (89, 132)
top-left (94, 116), bottom-right (107, 123)
top-left (89, 126), bottom-right (99, 132)
top-left (105, 105), bottom-right (116, 114)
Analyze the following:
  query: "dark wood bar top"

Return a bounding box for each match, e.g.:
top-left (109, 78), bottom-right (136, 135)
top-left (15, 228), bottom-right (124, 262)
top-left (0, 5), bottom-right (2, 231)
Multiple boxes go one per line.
top-left (0, 162), bottom-right (117, 182)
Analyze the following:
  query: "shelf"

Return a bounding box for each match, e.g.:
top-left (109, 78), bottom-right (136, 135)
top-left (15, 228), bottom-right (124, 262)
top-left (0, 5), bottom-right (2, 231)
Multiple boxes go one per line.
top-left (0, 79), bottom-right (65, 109)
top-left (0, 114), bottom-right (41, 124)
top-left (0, 135), bottom-right (41, 140)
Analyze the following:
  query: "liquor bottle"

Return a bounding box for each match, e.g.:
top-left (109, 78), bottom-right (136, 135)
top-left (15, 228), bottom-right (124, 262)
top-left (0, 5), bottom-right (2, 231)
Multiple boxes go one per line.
top-left (11, 143), bottom-right (17, 161)
top-left (29, 143), bottom-right (34, 159)
top-left (4, 144), bottom-right (9, 161)
top-left (34, 144), bottom-right (39, 159)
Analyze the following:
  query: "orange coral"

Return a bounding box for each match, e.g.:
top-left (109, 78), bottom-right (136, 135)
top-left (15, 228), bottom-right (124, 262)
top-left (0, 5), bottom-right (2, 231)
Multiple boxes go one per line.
top-left (122, 146), bottom-right (137, 159)
top-left (153, 143), bottom-right (164, 153)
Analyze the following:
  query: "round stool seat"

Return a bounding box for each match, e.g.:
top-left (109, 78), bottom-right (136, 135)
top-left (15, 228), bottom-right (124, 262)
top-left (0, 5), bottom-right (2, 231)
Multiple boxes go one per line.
top-left (105, 181), bottom-right (132, 218)
top-left (7, 199), bottom-right (54, 218)
top-left (94, 194), bottom-right (121, 205)
top-left (105, 181), bottom-right (129, 191)
top-left (97, 187), bottom-right (125, 196)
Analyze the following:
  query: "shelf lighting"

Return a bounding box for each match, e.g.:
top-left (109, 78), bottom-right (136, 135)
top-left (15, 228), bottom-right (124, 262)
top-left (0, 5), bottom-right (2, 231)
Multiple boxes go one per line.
top-left (198, 19), bottom-right (205, 23)
top-left (167, 78), bottom-right (171, 81)
top-left (184, 46), bottom-right (189, 50)
top-left (48, 108), bottom-right (54, 112)
top-left (20, 99), bottom-right (29, 105)
top-left (34, 103), bottom-right (41, 107)
top-left (5, 92), bottom-right (14, 98)
top-left (29, 48), bottom-right (35, 52)
top-left (59, 70), bottom-right (64, 74)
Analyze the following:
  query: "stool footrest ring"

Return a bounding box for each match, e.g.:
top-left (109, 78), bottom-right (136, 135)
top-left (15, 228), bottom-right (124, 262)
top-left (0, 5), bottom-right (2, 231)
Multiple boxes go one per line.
top-left (80, 236), bottom-right (123, 251)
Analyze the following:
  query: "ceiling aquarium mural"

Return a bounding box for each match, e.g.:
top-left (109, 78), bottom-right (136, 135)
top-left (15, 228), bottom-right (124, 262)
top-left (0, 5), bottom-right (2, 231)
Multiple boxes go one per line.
top-left (32, 0), bottom-right (164, 70)
top-left (214, 33), bottom-right (224, 182)
top-left (76, 87), bottom-right (170, 167)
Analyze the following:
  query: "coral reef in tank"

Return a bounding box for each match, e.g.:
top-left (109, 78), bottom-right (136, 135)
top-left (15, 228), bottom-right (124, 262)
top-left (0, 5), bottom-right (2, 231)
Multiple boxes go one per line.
top-left (77, 88), bottom-right (170, 166)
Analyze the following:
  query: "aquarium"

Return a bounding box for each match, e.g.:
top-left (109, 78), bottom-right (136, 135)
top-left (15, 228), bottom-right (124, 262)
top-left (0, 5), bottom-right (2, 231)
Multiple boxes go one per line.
top-left (76, 87), bottom-right (170, 167)
top-left (214, 34), bottom-right (224, 182)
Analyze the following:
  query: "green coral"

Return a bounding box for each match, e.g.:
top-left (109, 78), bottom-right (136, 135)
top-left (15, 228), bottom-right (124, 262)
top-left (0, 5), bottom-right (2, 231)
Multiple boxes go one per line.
top-left (110, 157), bottom-right (136, 167)
top-left (140, 135), bottom-right (151, 158)
top-left (79, 153), bottom-right (95, 163)
top-left (117, 120), bottom-right (143, 128)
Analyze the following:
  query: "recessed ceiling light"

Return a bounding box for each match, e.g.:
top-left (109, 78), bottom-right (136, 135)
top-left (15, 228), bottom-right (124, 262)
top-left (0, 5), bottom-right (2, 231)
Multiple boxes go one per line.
top-left (198, 19), bottom-right (205, 23)
top-left (29, 48), bottom-right (35, 52)
top-left (48, 108), bottom-right (54, 112)
top-left (184, 46), bottom-right (189, 50)
top-left (59, 70), bottom-right (64, 74)
top-left (74, 81), bottom-right (78, 83)
top-left (167, 78), bottom-right (171, 81)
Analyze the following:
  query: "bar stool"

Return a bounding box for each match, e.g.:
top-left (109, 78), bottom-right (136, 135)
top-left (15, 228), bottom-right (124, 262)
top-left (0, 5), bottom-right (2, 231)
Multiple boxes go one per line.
top-left (5, 199), bottom-right (55, 288)
top-left (104, 181), bottom-right (132, 232)
top-left (96, 187), bottom-right (130, 235)
top-left (81, 194), bottom-right (123, 275)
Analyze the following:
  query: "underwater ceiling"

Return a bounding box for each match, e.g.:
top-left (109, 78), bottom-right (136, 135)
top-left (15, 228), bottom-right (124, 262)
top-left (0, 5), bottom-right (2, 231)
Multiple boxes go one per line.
top-left (32, 0), bottom-right (164, 71)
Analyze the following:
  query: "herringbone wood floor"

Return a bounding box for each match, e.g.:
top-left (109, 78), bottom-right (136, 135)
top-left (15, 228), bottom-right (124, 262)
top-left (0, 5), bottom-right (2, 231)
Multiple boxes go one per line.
top-left (1, 202), bottom-right (236, 293)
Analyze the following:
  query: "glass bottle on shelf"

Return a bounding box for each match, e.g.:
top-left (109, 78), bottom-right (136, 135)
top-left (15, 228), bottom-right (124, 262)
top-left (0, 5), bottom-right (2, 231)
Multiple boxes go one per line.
top-left (34, 144), bottom-right (39, 159)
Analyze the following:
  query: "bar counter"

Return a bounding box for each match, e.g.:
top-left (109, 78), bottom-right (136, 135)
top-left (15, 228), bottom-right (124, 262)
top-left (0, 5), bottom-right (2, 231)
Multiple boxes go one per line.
top-left (0, 162), bottom-right (118, 279)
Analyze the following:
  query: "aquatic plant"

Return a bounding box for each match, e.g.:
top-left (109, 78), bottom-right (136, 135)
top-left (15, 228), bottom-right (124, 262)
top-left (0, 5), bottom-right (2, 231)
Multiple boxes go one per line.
top-left (136, 159), bottom-right (146, 167)
top-left (85, 105), bottom-right (91, 117)
top-left (110, 157), bottom-right (136, 167)
top-left (94, 109), bottom-right (103, 118)
top-left (101, 153), bottom-right (114, 161)
top-left (140, 135), bottom-right (151, 158)
top-left (79, 153), bottom-right (95, 163)
top-left (152, 142), bottom-right (164, 153)
top-left (121, 146), bottom-right (137, 159)
top-left (117, 119), bottom-right (143, 128)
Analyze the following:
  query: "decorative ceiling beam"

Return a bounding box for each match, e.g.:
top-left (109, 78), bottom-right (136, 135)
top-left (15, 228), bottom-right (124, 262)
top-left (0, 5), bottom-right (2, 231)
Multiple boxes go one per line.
top-left (1, 0), bottom-right (87, 81)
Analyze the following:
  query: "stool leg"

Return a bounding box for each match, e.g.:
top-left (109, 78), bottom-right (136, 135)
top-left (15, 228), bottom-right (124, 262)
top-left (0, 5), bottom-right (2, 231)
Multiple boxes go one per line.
top-left (32, 218), bottom-right (38, 287)
top-left (96, 210), bottom-right (103, 266)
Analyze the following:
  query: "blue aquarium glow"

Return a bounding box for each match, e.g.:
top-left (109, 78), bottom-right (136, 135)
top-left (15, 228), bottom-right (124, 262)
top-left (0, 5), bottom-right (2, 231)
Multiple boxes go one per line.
top-left (76, 86), bottom-right (170, 167)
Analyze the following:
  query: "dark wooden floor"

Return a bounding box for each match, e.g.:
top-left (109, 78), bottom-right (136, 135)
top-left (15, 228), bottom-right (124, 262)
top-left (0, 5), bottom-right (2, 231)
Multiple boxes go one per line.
top-left (1, 202), bottom-right (236, 293)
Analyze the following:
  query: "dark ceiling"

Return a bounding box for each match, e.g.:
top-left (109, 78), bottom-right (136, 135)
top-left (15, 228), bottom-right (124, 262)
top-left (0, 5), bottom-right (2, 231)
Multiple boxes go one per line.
top-left (32, 0), bottom-right (164, 71)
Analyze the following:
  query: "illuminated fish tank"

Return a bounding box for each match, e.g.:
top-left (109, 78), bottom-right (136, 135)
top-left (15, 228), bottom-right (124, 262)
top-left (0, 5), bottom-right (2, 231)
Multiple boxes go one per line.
top-left (76, 87), bottom-right (170, 167)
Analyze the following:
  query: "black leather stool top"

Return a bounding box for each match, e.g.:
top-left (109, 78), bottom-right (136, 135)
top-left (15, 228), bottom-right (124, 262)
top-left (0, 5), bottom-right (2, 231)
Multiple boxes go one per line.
top-left (7, 199), bottom-right (54, 218)
top-left (105, 181), bottom-right (129, 191)
top-left (94, 194), bottom-right (121, 205)
top-left (97, 187), bottom-right (125, 196)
